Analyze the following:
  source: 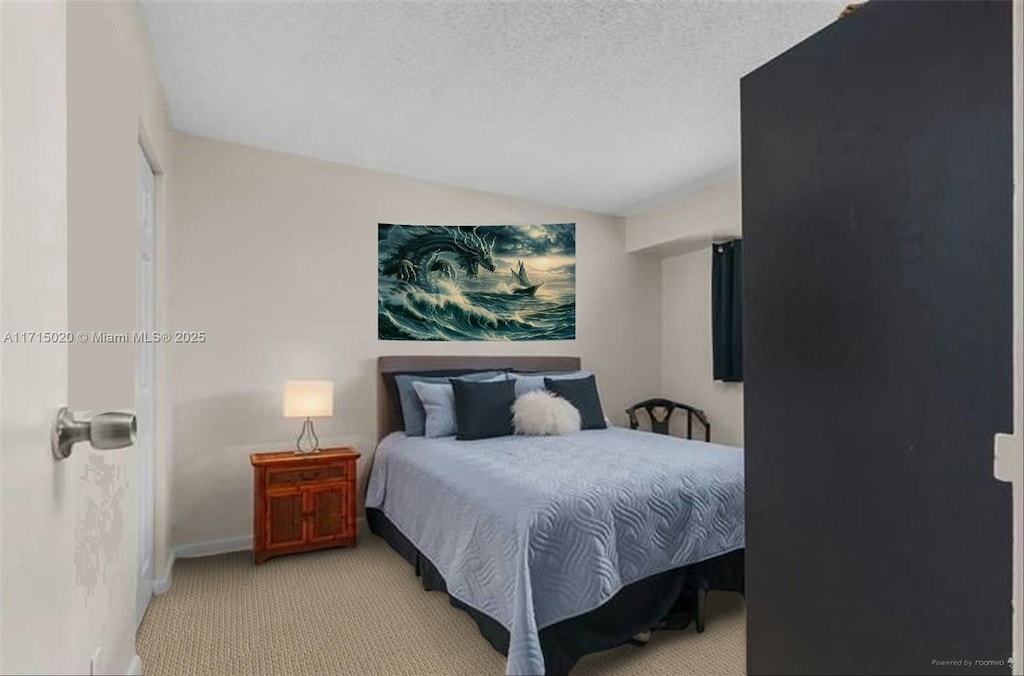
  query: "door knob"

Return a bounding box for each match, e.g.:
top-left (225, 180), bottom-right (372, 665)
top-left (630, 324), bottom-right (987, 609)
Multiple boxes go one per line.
top-left (51, 407), bottom-right (137, 460)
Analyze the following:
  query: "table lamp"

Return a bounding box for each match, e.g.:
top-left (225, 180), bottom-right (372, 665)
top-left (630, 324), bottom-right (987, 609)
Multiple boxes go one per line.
top-left (283, 380), bottom-right (333, 453)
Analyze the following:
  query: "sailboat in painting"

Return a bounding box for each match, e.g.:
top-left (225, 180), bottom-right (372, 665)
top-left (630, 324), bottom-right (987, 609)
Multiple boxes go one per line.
top-left (510, 259), bottom-right (543, 295)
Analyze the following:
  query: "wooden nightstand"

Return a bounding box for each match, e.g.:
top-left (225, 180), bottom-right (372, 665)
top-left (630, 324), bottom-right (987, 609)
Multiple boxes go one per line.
top-left (250, 447), bottom-right (360, 564)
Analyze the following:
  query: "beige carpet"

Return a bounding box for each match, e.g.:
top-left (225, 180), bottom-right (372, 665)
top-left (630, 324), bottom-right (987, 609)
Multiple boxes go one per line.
top-left (137, 532), bottom-right (745, 675)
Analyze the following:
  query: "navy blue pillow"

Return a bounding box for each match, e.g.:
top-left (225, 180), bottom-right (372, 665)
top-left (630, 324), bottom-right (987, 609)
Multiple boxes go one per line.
top-left (450, 378), bottom-right (516, 440)
top-left (545, 375), bottom-right (607, 430)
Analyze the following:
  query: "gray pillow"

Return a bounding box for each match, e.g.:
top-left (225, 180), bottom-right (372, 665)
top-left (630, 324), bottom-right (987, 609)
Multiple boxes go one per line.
top-left (413, 375), bottom-right (507, 438)
top-left (395, 371), bottom-right (503, 436)
top-left (509, 370), bottom-right (592, 398)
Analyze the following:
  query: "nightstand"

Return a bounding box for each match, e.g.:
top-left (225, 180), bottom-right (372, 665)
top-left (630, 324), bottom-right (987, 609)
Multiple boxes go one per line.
top-left (249, 447), bottom-right (360, 564)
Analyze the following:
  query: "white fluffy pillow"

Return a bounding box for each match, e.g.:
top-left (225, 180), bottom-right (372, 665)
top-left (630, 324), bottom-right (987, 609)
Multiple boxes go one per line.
top-left (512, 390), bottom-right (581, 436)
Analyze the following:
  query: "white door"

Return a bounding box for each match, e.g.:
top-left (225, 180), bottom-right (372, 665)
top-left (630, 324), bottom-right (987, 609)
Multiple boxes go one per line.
top-left (0, 2), bottom-right (78, 673)
top-left (135, 146), bottom-right (156, 626)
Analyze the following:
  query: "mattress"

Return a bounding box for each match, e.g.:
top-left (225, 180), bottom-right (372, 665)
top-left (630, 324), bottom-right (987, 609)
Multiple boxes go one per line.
top-left (364, 427), bottom-right (745, 675)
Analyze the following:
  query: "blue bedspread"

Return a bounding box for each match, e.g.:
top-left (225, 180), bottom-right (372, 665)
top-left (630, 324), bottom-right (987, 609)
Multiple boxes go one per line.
top-left (365, 428), bottom-right (744, 675)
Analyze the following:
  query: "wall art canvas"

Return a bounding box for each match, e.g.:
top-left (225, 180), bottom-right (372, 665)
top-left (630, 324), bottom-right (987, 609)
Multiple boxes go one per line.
top-left (378, 223), bottom-right (576, 341)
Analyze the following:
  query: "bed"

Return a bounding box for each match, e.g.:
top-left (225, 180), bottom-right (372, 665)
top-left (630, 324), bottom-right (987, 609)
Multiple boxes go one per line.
top-left (366, 356), bottom-right (745, 675)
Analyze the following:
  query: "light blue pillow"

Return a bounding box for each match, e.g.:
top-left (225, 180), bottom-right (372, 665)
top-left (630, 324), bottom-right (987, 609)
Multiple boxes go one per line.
top-left (413, 375), bottom-right (507, 438)
top-left (509, 370), bottom-right (592, 398)
top-left (395, 371), bottom-right (503, 436)
top-left (411, 382), bottom-right (458, 438)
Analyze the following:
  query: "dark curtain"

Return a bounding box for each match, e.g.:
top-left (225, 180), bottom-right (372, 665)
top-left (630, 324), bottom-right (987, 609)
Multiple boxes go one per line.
top-left (712, 239), bottom-right (743, 382)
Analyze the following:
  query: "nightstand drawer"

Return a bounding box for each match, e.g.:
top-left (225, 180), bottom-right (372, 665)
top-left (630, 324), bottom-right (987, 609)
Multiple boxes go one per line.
top-left (267, 464), bottom-right (348, 487)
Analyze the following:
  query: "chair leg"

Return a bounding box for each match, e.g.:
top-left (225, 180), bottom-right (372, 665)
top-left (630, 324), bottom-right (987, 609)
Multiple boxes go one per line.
top-left (695, 587), bottom-right (707, 633)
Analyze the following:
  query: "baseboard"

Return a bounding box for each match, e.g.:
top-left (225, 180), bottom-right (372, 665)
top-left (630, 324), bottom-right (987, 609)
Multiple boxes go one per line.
top-left (152, 549), bottom-right (176, 595)
top-left (152, 520), bottom-right (367, 594)
top-left (124, 654), bottom-right (142, 676)
top-left (136, 579), bottom-right (153, 630)
top-left (175, 535), bottom-right (253, 559)
top-left (151, 535), bottom-right (250, 595)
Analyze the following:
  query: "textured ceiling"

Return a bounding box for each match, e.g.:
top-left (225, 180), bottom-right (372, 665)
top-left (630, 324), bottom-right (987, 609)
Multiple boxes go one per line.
top-left (140, 1), bottom-right (844, 216)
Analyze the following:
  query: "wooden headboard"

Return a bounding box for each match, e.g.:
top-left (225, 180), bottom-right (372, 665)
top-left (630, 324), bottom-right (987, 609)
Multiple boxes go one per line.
top-left (377, 355), bottom-right (581, 441)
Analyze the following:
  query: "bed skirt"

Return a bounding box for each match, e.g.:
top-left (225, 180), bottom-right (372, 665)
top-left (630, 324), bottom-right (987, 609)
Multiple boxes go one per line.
top-left (366, 507), bottom-right (744, 675)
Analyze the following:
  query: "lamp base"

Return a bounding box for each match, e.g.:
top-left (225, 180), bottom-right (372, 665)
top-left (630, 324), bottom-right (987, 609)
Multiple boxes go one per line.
top-left (294, 417), bottom-right (320, 454)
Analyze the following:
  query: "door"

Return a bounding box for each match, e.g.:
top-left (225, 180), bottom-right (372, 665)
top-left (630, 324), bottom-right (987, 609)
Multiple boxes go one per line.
top-left (265, 491), bottom-right (306, 549)
top-left (135, 145), bottom-right (156, 626)
top-left (307, 484), bottom-right (347, 542)
top-left (0, 2), bottom-right (78, 673)
top-left (4, 3), bottom-right (144, 673)
top-left (742, 2), bottom-right (1013, 674)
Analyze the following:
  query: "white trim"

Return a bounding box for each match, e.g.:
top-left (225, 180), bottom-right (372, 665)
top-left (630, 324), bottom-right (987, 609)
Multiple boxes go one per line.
top-left (150, 536), bottom-right (250, 595)
top-left (175, 535), bottom-right (253, 559)
top-left (151, 549), bottom-right (175, 595)
top-left (1005, 1), bottom-right (1023, 673)
top-left (135, 143), bottom-right (157, 630)
top-left (134, 578), bottom-right (151, 631)
top-left (124, 654), bottom-right (142, 676)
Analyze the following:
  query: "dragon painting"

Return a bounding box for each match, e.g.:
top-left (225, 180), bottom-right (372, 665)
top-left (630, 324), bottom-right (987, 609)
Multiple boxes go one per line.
top-left (379, 225), bottom-right (497, 288)
top-left (378, 222), bottom-right (576, 341)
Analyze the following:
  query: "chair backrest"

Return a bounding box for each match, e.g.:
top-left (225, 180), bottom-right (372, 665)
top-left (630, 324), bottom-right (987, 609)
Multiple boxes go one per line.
top-left (625, 398), bottom-right (711, 442)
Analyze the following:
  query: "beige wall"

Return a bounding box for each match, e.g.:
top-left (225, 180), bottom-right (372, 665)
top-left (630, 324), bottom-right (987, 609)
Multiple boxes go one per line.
top-left (167, 133), bottom-right (663, 548)
top-left (66, 4), bottom-right (139, 672)
top-left (66, 0), bottom-right (175, 671)
top-left (626, 177), bottom-right (740, 255)
top-left (66, 1), bottom-right (173, 672)
top-left (68, 2), bottom-right (137, 411)
top-left (627, 178), bottom-right (744, 446)
top-left (661, 249), bottom-right (744, 445)
top-left (102, 0), bottom-right (177, 588)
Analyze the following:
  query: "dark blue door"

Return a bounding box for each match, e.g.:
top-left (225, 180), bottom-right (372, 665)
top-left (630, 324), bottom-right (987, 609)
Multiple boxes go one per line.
top-left (742, 2), bottom-right (1014, 674)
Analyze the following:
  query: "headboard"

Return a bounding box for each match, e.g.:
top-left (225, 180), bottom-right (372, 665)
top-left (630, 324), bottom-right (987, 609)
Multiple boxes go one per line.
top-left (377, 355), bottom-right (582, 441)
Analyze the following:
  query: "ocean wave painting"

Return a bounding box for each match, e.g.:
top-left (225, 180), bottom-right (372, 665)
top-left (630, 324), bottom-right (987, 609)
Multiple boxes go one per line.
top-left (378, 223), bottom-right (576, 341)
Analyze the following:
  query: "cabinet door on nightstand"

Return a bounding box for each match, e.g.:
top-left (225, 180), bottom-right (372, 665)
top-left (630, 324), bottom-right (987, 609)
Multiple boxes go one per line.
top-left (265, 490), bottom-right (305, 548)
top-left (306, 483), bottom-right (349, 542)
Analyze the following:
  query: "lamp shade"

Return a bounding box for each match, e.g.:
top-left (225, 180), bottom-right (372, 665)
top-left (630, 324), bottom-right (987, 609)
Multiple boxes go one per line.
top-left (282, 380), bottom-right (333, 418)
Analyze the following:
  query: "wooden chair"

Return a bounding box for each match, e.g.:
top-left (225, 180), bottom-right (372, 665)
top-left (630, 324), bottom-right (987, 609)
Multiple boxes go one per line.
top-left (625, 398), bottom-right (713, 636)
top-left (625, 398), bottom-right (711, 442)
